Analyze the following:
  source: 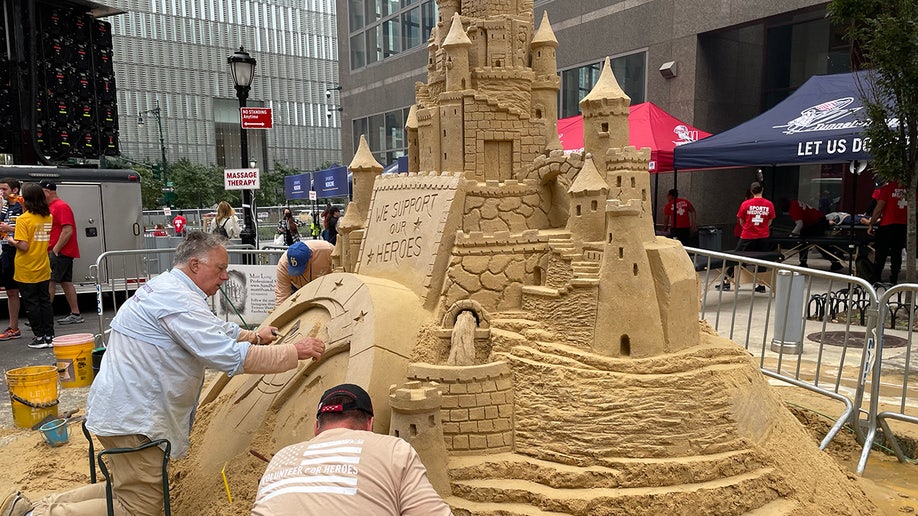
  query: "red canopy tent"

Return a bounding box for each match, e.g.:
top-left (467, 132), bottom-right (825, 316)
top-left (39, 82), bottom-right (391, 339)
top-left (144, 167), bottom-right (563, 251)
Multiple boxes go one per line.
top-left (557, 102), bottom-right (711, 172)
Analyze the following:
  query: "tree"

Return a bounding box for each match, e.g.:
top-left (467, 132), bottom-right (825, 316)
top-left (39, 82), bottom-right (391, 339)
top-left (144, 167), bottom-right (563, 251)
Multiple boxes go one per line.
top-left (828, 0), bottom-right (918, 283)
top-left (168, 159), bottom-right (238, 209)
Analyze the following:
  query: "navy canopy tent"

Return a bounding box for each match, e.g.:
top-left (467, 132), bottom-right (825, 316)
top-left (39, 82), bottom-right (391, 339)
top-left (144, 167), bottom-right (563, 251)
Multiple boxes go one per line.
top-left (674, 70), bottom-right (873, 170)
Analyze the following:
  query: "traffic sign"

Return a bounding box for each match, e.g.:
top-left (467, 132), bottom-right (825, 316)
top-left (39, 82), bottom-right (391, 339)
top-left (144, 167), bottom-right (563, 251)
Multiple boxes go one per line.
top-left (240, 107), bottom-right (273, 129)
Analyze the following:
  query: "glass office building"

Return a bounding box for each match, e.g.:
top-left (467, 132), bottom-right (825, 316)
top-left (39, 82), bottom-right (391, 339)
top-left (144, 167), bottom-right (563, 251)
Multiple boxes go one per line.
top-left (104, 0), bottom-right (340, 171)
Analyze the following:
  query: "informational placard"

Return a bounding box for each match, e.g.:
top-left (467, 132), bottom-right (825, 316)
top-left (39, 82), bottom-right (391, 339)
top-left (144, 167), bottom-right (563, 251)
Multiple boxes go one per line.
top-left (309, 190), bottom-right (317, 201)
top-left (214, 264), bottom-right (277, 326)
top-left (313, 165), bottom-right (349, 198)
top-left (225, 168), bottom-right (260, 190)
top-left (241, 107), bottom-right (273, 129)
top-left (357, 174), bottom-right (463, 300)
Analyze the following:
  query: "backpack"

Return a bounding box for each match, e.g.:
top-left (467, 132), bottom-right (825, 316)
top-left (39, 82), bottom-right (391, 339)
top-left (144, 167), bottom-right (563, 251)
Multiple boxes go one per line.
top-left (212, 218), bottom-right (229, 238)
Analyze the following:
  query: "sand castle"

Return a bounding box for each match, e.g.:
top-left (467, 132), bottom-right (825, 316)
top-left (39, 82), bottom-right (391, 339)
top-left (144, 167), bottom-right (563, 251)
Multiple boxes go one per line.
top-left (172, 2), bottom-right (878, 514)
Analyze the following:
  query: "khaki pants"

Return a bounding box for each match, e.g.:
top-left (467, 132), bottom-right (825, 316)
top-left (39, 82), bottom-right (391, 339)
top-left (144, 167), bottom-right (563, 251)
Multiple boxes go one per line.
top-left (33, 435), bottom-right (166, 516)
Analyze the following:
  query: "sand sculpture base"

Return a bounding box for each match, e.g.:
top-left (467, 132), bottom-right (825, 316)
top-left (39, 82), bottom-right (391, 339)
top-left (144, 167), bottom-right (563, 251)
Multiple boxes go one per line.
top-left (169, 308), bottom-right (876, 515)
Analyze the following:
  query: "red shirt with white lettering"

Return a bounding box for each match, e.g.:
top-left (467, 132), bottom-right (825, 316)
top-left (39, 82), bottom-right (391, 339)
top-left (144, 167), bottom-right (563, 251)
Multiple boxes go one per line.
top-left (736, 197), bottom-right (775, 240)
top-left (663, 198), bottom-right (695, 228)
top-left (877, 181), bottom-right (908, 226)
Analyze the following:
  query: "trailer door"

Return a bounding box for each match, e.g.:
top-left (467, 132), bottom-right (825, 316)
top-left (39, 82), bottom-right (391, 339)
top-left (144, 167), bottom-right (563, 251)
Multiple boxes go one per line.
top-left (57, 183), bottom-right (104, 285)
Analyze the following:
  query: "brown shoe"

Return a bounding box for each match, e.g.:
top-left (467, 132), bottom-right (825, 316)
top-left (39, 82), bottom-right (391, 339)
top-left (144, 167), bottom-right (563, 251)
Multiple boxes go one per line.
top-left (0, 490), bottom-right (32, 516)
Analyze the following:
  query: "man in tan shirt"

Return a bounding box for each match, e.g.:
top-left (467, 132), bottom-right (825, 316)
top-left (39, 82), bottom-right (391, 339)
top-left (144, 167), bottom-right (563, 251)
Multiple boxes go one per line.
top-left (251, 384), bottom-right (453, 516)
top-left (274, 240), bottom-right (335, 307)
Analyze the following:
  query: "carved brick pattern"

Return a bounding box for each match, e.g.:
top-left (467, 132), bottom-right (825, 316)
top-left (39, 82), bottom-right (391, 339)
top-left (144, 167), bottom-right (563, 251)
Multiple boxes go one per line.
top-left (408, 362), bottom-right (514, 454)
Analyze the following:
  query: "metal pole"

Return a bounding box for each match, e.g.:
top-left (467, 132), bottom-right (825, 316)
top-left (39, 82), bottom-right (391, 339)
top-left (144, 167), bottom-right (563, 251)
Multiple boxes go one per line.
top-left (155, 108), bottom-right (168, 187)
top-left (236, 86), bottom-right (257, 251)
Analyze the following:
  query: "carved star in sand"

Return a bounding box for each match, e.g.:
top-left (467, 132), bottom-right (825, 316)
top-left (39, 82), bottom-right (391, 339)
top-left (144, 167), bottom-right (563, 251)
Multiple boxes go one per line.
top-left (353, 311), bottom-right (367, 323)
top-left (414, 217), bottom-right (422, 231)
top-left (332, 279), bottom-right (345, 291)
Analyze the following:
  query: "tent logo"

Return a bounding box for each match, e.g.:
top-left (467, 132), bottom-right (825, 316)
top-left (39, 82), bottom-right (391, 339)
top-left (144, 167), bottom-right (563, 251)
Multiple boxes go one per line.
top-left (774, 97), bottom-right (865, 135)
top-left (672, 124), bottom-right (699, 146)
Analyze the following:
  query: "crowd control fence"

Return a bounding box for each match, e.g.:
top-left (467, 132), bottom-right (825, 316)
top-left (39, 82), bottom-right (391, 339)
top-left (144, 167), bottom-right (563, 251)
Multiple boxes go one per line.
top-left (686, 246), bottom-right (918, 474)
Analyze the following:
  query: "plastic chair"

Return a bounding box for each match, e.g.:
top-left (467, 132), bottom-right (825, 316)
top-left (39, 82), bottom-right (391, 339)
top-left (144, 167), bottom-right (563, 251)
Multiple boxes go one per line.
top-left (82, 420), bottom-right (172, 516)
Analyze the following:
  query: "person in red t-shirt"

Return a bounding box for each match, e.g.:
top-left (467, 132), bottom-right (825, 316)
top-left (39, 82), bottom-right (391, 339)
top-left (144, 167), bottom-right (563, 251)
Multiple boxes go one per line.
top-left (172, 212), bottom-right (187, 236)
top-left (662, 189), bottom-right (697, 245)
top-left (867, 181), bottom-right (908, 284)
top-left (781, 199), bottom-right (843, 271)
top-left (718, 182), bottom-right (774, 292)
top-left (40, 180), bottom-right (83, 325)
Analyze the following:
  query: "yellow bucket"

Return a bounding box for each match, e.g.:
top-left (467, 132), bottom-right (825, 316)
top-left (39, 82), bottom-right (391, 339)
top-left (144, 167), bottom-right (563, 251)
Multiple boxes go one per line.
top-left (6, 365), bottom-right (59, 428)
top-left (53, 333), bottom-right (95, 388)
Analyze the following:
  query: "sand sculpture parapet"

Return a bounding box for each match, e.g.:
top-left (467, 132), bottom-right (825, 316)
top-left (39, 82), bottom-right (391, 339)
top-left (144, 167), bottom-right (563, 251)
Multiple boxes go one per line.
top-left (408, 362), bottom-right (514, 455)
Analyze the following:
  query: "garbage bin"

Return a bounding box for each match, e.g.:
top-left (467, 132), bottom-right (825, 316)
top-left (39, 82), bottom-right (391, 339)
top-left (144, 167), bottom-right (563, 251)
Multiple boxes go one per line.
top-left (771, 270), bottom-right (805, 354)
top-left (697, 226), bottom-right (722, 251)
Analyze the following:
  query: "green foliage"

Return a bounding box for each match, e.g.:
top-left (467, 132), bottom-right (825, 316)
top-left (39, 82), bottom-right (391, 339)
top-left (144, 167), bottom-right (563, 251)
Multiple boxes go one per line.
top-left (167, 159), bottom-right (238, 209)
top-left (828, 0), bottom-right (918, 281)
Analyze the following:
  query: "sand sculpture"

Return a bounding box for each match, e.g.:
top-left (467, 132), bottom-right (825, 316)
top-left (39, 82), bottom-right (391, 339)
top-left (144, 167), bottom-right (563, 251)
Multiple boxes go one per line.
top-left (172, 2), bottom-right (878, 514)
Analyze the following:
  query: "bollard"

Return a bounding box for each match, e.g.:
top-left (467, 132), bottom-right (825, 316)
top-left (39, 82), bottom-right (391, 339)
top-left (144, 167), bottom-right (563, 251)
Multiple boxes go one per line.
top-left (771, 269), bottom-right (805, 354)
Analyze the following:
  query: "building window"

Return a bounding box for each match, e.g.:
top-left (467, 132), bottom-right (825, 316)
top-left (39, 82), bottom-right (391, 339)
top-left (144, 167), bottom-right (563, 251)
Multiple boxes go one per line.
top-left (559, 51), bottom-right (646, 118)
top-left (349, 0), bottom-right (437, 70)
top-left (352, 106), bottom-right (411, 165)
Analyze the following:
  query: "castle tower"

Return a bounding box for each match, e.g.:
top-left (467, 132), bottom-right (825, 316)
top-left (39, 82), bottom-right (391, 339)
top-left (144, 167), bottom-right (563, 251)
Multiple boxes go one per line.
top-left (579, 57), bottom-right (630, 167)
top-left (406, 104), bottom-right (420, 173)
top-left (566, 153), bottom-right (608, 243)
top-left (389, 381), bottom-right (451, 496)
top-left (530, 11), bottom-right (559, 126)
top-left (442, 12), bottom-right (471, 92)
top-left (338, 135), bottom-right (383, 271)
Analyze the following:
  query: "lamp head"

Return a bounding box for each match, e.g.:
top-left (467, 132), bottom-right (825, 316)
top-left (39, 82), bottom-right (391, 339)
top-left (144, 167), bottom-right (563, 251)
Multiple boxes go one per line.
top-left (227, 46), bottom-right (257, 89)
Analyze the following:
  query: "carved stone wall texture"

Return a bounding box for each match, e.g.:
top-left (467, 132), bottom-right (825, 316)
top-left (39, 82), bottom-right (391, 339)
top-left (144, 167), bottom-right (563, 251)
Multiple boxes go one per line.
top-left (408, 362), bottom-right (513, 455)
top-left (461, 180), bottom-right (547, 232)
top-left (521, 286), bottom-right (597, 350)
top-left (443, 231), bottom-right (547, 312)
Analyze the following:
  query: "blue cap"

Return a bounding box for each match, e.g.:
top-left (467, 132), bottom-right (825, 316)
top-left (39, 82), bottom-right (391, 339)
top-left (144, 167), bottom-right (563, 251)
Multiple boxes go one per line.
top-left (287, 241), bottom-right (312, 276)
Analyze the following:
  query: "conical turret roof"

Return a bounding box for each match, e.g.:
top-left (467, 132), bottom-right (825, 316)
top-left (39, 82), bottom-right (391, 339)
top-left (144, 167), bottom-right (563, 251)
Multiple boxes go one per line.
top-left (349, 134), bottom-right (383, 172)
top-left (568, 153), bottom-right (608, 194)
top-left (532, 11), bottom-right (558, 48)
top-left (442, 12), bottom-right (471, 47)
top-left (580, 56), bottom-right (630, 106)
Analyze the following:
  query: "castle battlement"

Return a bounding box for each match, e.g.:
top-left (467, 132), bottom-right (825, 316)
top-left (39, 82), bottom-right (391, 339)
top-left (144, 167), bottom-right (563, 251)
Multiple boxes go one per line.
top-left (605, 199), bottom-right (642, 216)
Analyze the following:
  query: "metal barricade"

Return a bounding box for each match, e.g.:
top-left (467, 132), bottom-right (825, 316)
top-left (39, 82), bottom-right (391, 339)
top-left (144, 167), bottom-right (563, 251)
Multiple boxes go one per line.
top-left (686, 246), bottom-right (880, 457)
top-left (89, 246), bottom-right (284, 339)
top-left (857, 283), bottom-right (918, 474)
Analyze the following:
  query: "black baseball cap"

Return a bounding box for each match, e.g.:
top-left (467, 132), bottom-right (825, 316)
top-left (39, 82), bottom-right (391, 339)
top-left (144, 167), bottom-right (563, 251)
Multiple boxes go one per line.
top-left (316, 383), bottom-right (374, 418)
top-left (38, 180), bottom-right (56, 191)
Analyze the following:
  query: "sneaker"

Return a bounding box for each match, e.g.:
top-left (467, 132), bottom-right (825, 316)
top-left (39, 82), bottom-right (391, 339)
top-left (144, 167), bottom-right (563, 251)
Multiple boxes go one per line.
top-left (830, 262), bottom-right (844, 272)
top-left (57, 313), bottom-right (84, 325)
top-left (755, 285), bottom-right (767, 293)
top-left (798, 261), bottom-right (808, 268)
top-left (714, 281), bottom-right (731, 291)
top-left (27, 336), bottom-right (52, 349)
top-left (0, 489), bottom-right (32, 516)
top-left (0, 327), bottom-right (21, 340)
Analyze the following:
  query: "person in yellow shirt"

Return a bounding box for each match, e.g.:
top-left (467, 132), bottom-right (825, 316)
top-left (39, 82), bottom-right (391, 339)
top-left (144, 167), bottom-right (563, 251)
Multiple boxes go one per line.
top-left (6, 183), bottom-right (54, 349)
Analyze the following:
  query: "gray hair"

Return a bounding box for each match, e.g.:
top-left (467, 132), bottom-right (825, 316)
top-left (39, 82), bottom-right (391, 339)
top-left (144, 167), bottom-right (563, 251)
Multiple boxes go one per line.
top-left (173, 231), bottom-right (226, 267)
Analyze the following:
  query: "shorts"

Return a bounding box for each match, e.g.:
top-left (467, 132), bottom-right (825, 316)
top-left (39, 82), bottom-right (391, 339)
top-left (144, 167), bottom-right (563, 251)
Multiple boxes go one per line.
top-left (0, 246), bottom-right (17, 290)
top-left (50, 253), bottom-right (74, 283)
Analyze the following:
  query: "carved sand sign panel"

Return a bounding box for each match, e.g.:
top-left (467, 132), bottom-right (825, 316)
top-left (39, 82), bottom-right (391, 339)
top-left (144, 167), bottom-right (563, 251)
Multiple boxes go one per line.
top-left (357, 172), bottom-right (464, 304)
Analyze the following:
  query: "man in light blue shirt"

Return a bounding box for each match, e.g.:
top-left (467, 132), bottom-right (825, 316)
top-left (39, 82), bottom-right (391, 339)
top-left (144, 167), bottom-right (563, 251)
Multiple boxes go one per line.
top-left (5, 231), bottom-right (326, 516)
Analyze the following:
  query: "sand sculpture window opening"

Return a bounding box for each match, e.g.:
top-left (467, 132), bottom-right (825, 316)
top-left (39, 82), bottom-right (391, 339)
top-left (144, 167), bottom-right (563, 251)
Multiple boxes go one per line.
top-left (535, 108), bottom-right (542, 118)
top-left (618, 247), bottom-right (624, 258)
top-left (642, 188), bottom-right (646, 201)
top-left (616, 176), bottom-right (622, 187)
top-left (630, 177), bottom-right (635, 187)
top-left (608, 232), bottom-right (613, 243)
top-left (443, 129), bottom-right (447, 137)
top-left (633, 263), bottom-right (638, 275)
top-left (591, 200), bottom-right (597, 211)
top-left (621, 335), bottom-right (631, 356)
top-left (601, 122), bottom-right (609, 132)
top-left (576, 204), bottom-right (582, 216)
top-left (410, 423), bottom-right (418, 436)
top-left (534, 266), bottom-right (544, 285)
top-left (462, 78), bottom-right (466, 88)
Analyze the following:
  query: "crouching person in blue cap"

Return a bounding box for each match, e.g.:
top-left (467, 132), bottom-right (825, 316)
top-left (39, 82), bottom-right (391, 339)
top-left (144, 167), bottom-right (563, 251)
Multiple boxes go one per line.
top-left (252, 383), bottom-right (453, 516)
top-left (274, 240), bottom-right (335, 307)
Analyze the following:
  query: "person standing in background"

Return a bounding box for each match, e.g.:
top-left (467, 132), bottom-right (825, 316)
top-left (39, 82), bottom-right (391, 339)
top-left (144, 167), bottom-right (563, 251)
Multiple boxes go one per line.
top-left (662, 189), bottom-right (697, 245)
top-left (172, 211), bottom-right (187, 236)
top-left (277, 208), bottom-right (301, 246)
top-left (718, 182), bottom-right (774, 292)
top-left (326, 207), bottom-right (340, 246)
top-left (8, 183), bottom-right (54, 349)
top-left (0, 178), bottom-right (22, 341)
top-left (210, 201), bottom-right (241, 239)
top-left (867, 180), bottom-right (908, 285)
top-left (41, 180), bottom-right (82, 325)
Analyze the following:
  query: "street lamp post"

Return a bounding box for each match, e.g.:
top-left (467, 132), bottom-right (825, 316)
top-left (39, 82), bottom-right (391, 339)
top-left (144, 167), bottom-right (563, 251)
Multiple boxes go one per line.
top-left (228, 46), bottom-right (257, 249)
top-left (138, 101), bottom-right (173, 206)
